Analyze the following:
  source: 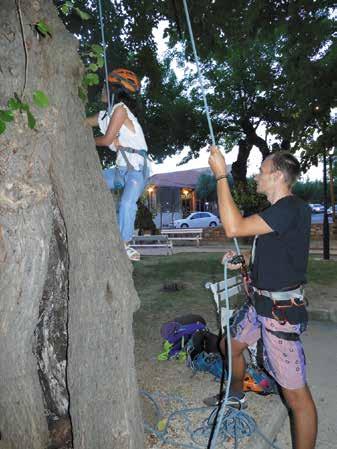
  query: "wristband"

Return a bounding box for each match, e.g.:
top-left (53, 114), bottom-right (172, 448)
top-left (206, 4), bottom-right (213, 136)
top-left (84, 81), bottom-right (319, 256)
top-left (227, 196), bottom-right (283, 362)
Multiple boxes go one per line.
top-left (216, 174), bottom-right (228, 182)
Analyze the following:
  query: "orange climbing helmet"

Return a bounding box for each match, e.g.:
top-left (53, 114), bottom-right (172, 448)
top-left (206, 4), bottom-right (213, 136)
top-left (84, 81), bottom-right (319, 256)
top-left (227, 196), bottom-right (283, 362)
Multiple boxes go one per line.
top-left (108, 68), bottom-right (141, 94)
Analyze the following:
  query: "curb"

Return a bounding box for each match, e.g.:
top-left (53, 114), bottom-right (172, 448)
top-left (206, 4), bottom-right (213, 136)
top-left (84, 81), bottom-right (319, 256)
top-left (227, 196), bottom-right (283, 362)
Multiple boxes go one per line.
top-left (248, 398), bottom-right (288, 449)
top-left (308, 308), bottom-right (337, 323)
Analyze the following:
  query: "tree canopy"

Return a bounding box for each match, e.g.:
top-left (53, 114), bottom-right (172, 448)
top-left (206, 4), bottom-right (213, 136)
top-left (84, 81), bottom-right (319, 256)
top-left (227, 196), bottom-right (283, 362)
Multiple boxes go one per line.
top-left (54, 0), bottom-right (337, 182)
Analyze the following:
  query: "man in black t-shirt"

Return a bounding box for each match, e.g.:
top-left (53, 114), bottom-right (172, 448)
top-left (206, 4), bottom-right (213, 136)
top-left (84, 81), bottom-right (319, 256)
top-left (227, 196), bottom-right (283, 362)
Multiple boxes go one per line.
top-left (205, 148), bottom-right (317, 449)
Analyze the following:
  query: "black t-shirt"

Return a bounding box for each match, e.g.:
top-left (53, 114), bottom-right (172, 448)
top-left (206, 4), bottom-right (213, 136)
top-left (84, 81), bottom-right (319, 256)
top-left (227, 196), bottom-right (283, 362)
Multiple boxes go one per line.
top-left (251, 195), bottom-right (311, 291)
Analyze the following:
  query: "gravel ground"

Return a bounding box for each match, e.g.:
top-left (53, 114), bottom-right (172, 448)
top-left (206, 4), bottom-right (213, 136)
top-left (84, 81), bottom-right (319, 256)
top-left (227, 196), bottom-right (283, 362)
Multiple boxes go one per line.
top-left (134, 302), bottom-right (287, 449)
top-left (273, 321), bottom-right (337, 449)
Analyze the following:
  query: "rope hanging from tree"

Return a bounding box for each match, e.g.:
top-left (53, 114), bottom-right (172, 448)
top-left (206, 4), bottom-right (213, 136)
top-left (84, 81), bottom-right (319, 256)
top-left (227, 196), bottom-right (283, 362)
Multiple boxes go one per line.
top-left (181, 0), bottom-right (240, 256)
top-left (97, 0), bottom-right (111, 113)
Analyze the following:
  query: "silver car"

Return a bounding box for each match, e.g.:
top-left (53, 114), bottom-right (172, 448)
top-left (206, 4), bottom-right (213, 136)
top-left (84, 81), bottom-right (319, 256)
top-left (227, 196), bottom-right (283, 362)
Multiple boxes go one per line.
top-left (309, 203), bottom-right (325, 213)
top-left (174, 212), bottom-right (220, 228)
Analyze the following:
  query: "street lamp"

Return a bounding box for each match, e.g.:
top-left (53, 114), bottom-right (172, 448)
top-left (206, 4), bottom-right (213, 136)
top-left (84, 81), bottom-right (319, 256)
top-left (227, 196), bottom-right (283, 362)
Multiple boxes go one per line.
top-left (323, 148), bottom-right (329, 260)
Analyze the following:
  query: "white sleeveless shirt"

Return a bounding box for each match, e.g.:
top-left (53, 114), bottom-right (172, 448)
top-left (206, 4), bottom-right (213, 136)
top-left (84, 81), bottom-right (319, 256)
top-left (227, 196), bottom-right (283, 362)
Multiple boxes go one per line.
top-left (98, 102), bottom-right (148, 171)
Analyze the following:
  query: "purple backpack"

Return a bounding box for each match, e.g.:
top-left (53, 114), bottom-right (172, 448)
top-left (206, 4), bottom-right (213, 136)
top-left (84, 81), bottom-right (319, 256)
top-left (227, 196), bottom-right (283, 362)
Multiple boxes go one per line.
top-left (160, 314), bottom-right (207, 358)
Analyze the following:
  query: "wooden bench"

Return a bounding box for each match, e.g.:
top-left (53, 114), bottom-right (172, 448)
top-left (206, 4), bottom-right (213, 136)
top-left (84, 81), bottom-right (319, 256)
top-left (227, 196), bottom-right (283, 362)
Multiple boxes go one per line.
top-left (160, 228), bottom-right (203, 247)
top-left (130, 235), bottom-right (173, 255)
top-left (205, 275), bottom-right (244, 332)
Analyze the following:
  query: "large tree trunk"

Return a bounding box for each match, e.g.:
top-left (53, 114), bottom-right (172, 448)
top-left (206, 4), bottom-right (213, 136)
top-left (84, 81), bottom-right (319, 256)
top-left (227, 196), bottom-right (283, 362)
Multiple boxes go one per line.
top-left (231, 138), bottom-right (252, 187)
top-left (0, 2), bottom-right (144, 449)
top-left (241, 117), bottom-right (270, 160)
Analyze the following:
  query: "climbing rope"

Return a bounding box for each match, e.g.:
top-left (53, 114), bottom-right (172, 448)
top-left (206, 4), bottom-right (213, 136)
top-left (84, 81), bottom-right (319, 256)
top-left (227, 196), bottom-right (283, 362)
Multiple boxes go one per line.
top-left (140, 390), bottom-right (256, 449)
top-left (181, 0), bottom-right (241, 258)
top-left (97, 0), bottom-right (111, 113)
top-left (182, 0), bottom-right (215, 145)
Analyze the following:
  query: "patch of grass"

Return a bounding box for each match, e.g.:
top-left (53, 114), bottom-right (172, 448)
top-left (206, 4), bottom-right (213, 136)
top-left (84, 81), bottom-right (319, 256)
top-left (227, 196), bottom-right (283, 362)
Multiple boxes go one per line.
top-left (132, 252), bottom-right (337, 344)
top-left (133, 253), bottom-right (337, 314)
top-left (307, 257), bottom-right (337, 285)
top-left (133, 253), bottom-right (225, 312)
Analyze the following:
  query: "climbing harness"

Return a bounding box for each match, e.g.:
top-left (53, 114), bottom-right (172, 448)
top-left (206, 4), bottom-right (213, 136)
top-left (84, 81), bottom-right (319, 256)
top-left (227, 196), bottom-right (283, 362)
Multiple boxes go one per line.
top-left (118, 146), bottom-right (150, 180)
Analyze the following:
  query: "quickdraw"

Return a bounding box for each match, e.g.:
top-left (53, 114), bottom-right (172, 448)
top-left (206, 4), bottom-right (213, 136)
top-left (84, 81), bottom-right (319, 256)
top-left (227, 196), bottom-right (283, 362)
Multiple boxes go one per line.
top-left (228, 254), bottom-right (252, 298)
top-left (271, 297), bottom-right (306, 325)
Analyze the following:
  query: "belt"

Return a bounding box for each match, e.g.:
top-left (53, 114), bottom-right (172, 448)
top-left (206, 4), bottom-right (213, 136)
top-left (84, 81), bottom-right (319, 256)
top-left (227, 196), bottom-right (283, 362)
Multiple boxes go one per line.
top-left (252, 285), bottom-right (304, 302)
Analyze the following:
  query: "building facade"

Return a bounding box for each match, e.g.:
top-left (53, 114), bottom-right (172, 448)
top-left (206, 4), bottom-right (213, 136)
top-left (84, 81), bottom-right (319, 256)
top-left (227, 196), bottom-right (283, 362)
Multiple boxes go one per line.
top-left (146, 167), bottom-right (218, 227)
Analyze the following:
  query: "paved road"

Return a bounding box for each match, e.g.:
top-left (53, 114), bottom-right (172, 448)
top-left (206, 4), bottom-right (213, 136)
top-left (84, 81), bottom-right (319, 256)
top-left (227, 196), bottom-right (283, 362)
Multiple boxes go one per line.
top-left (311, 213), bottom-right (333, 224)
top-left (273, 321), bottom-right (337, 449)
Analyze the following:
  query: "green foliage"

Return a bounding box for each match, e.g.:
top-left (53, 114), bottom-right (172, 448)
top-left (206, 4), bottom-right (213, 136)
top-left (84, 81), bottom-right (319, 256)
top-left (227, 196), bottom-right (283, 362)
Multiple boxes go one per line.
top-left (33, 90), bottom-right (49, 108)
top-left (55, 0), bottom-right (336, 174)
top-left (196, 173), bottom-right (217, 201)
top-left (59, 1), bottom-right (91, 20)
top-left (135, 200), bottom-right (157, 234)
top-left (232, 178), bottom-right (269, 215)
top-left (83, 72), bottom-right (99, 86)
top-left (293, 178), bottom-right (337, 205)
top-left (79, 43), bottom-right (105, 102)
top-left (27, 110), bottom-right (36, 129)
top-left (0, 110), bottom-right (14, 122)
top-left (56, 0), bottom-right (205, 161)
top-left (35, 20), bottom-right (52, 38)
top-left (0, 91), bottom-right (49, 134)
top-left (0, 120), bottom-right (6, 134)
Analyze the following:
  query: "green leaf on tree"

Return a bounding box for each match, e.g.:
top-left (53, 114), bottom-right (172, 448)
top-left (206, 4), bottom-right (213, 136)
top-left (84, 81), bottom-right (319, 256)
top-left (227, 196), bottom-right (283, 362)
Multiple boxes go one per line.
top-left (33, 90), bottom-right (50, 108)
top-left (0, 110), bottom-right (14, 122)
top-left (83, 73), bottom-right (99, 86)
top-left (0, 120), bottom-right (6, 134)
top-left (74, 7), bottom-right (91, 21)
top-left (96, 55), bottom-right (104, 68)
top-left (91, 44), bottom-right (103, 55)
top-left (20, 103), bottom-right (29, 112)
top-left (88, 63), bottom-right (98, 72)
top-left (60, 3), bottom-right (71, 15)
top-left (27, 110), bottom-right (36, 129)
top-left (35, 20), bottom-right (52, 38)
top-left (8, 98), bottom-right (21, 110)
top-left (78, 85), bottom-right (87, 102)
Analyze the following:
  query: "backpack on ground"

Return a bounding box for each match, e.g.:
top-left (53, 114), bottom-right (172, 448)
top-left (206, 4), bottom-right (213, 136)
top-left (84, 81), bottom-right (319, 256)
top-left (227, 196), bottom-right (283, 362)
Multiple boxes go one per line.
top-left (159, 314), bottom-right (207, 359)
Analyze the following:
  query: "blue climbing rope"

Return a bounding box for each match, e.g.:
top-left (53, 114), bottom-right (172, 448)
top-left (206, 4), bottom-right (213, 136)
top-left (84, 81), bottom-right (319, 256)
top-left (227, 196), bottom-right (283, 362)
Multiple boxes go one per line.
top-left (182, 0), bottom-right (240, 256)
top-left (182, 0), bottom-right (215, 146)
top-left (140, 390), bottom-right (256, 449)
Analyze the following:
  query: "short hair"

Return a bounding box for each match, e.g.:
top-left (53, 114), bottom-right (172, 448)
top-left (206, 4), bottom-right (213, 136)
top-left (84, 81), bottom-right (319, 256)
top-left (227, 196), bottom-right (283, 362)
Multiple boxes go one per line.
top-left (268, 151), bottom-right (301, 187)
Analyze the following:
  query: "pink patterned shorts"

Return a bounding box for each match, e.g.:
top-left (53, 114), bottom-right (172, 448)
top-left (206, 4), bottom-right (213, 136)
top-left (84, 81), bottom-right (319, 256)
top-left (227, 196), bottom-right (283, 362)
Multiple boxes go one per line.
top-left (230, 301), bottom-right (307, 390)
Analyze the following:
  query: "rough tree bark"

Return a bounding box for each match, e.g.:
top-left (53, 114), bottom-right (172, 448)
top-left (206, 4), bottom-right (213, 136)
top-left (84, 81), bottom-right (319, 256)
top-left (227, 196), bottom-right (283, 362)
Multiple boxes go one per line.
top-left (0, 1), bottom-right (144, 449)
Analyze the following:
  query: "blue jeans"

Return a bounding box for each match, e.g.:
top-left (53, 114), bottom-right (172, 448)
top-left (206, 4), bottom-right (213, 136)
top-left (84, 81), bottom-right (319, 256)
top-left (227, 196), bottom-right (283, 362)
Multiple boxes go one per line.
top-left (103, 167), bottom-right (146, 242)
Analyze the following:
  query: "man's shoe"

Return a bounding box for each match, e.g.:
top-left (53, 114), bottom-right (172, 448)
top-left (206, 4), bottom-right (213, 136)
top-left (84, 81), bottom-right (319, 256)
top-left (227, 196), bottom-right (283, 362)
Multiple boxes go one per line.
top-left (203, 392), bottom-right (247, 409)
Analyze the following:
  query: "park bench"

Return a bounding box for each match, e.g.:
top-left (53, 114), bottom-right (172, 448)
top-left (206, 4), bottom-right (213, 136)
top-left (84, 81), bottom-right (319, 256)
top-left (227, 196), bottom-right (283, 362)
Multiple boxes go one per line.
top-left (160, 228), bottom-right (203, 247)
top-left (205, 274), bottom-right (244, 332)
top-left (130, 234), bottom-right (173, 255)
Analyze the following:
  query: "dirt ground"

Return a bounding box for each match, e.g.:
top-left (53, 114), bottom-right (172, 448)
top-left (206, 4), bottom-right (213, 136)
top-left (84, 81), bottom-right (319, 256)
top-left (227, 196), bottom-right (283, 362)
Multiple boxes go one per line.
top-left (133, 291), bottom-right (281, 449)
top-left (133, 276), bottom-right (337, 449)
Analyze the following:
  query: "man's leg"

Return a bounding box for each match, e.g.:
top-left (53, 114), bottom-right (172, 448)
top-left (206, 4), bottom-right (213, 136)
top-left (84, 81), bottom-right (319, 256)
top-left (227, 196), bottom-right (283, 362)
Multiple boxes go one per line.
top-left (260, 316), bottom-right (316, 449)
top-left (281, 385), bottom-right (317, 449)
top-left (220, 337), bottom-right (248, 395)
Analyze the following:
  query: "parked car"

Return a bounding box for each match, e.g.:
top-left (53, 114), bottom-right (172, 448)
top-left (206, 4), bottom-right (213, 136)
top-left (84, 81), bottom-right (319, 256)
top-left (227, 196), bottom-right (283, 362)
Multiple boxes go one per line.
top-left (174, 212), bottom-right (220, 228)
top-left (327, 205), bottom-right (337, 215)
top-left (309, 203), bottom-right (325, 213)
